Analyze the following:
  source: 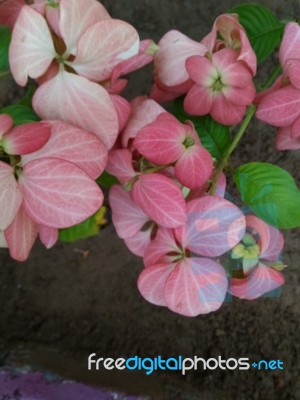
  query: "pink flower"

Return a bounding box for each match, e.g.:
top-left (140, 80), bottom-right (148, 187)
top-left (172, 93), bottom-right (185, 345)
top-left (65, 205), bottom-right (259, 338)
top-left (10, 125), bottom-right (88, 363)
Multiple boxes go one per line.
top-left (184, 48), bottom-right (256, 125)
top-left (0, 115), bottom-right (106, 261)
top-left (9, 0), bottom-right (140, 148)
top-left (138, 196), bottom-right (246, 316)
top-left (229, 215), bottom-right (285, 300)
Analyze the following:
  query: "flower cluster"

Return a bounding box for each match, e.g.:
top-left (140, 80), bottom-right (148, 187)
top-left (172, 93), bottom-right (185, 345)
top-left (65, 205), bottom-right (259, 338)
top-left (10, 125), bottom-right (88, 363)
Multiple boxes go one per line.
top-left (151, 14), bottom-right (257, 125)
top-left (257, 22), bottom-right (300, 150)
top-left (0, 114), bottom-right (106, 261)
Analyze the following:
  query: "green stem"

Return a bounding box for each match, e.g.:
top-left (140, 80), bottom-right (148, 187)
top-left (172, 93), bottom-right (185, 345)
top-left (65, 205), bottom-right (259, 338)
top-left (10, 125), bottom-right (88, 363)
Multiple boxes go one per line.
top-left (0, 70), bottom-right (11, 79)
top-left (209, 104), bottom-right (256, 195)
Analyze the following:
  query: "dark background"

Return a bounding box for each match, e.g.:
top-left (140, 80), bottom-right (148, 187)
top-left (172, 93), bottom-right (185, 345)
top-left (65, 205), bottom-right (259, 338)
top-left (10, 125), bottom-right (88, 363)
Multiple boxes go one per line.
top-left (0, 1), bottom-right (300, 399)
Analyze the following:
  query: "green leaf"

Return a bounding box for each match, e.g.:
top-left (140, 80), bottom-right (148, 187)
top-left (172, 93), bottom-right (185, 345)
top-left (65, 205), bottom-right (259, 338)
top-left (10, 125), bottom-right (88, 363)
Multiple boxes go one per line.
top-left (231, 4), bottom-right (285, 63)
top-left (59, 208), bottom-right (107, 242)
top-left (96, 171), bottom-right (118, 188)
top-left (173, 97), bottom-right (231, 159)
top-left (0, 105), bottom-right (40, 125)
top-left (234, 162), bottom-right (300, 229)
top-left (0, 25), bottom-right (11, 76)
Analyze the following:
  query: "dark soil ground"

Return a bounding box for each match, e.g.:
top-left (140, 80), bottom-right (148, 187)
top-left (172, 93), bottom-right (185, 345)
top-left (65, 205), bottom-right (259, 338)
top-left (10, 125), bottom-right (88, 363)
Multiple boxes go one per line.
top-left (0, 1), bottom-right (300, 399)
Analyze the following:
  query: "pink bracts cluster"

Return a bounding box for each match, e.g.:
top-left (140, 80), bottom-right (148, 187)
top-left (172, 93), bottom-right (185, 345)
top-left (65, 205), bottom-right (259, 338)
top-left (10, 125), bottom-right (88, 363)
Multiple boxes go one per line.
top-left (0, 114), bottom-right (106, 261)
top-left (151, 14), bottom-right (256, 125)
top-left (257, 22), bottom-right (300, 150)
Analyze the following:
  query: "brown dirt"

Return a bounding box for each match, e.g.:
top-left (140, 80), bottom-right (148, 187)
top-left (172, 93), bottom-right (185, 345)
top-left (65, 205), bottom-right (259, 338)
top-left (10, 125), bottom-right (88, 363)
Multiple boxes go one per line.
top-left (0, 1), bottom-right (300, 399)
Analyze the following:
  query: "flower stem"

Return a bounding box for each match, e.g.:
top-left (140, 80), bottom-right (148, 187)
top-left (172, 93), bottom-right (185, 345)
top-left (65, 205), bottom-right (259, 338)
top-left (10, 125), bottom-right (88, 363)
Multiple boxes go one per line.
top-left (209, 104), bottom-right (256, 195)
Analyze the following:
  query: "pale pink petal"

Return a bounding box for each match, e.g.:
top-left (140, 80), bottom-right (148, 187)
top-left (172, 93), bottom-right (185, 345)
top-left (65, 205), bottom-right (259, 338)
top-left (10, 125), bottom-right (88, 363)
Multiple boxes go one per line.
top-left (155, 30), bottom-right (207, 87)
top-left (245, 215), bottom-right (284, 262)
top-left (32, 70), bottom-right (119, 149)
top-left (131, 173), bottom-right (187, 229)
top-left (230, 263), bottom-right (285, 300)
top-left (124, 228), bottom-right (153, 257)
top-left (183, 196), bottom-right (245, 257)
top-left (110, 94), bottom-right (131, 132)
top-left (0, 0), bottom-right (25, 30)
top-left (0, 114), bottom-right (13, 138)
top-left (9, 5), bottom-right (56, 86)
top-left (109, 39), bottom-right (155, 94)
top-left (175, 145), bottom-right (213, 189)
top-left (184, 84), bottom-right (213, 116)
top-left (0, 162), bottom-right (22, 230)
top-left (276, 126), bottom-right (300, 150)
top-left (138, 263), bottom-right (175, 306)
top-left (22, 120), bottom-right (107, 180)
top-left (72, 19), bottom-right (139, 82)
top-left (254, 75), bottom-right (284, 105)
top-left (0, 230), bottom-right (8, 248)
top-left (4, 204), bottom-right (38, 262)
top-left (165, 258), bottom-right (228, 316)
top-left (39, 225), bottom-right (58, 249)
top-left (36, 61), bottom-right (59, 86)
top-left (143, 227), bottom-right (181, 268)
top-left (109, 185), bottom-right (149, 239)
top-left (211, 94), bottom-right (246, 125)
top-left (256, 86), bottom-right (300, 127)
top-left (106, 149), bottom-right (136, 185)
top-left (223, 84), bottom-right (256, 106)
top-left (45, 4), bottom-right (61, 37)
top-left (134, 114), bottom-right (186, 165)
top-left (291, 116), bottom-right (300, 139)
top-left (59, 0), bottom-right (110, 55)
top-left (19, 158), bottom-right (103, 228)
top-left (2, 122), bottom-right (51, 155)
top-left (279, 22), bottom-right (300, 68)
top-left (122, 97), bottom-right (165, 148)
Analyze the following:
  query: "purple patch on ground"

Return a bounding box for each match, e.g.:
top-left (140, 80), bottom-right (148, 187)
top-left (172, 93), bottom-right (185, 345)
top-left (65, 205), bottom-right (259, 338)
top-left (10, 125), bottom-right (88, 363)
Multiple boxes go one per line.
top-left (0, 372), bottom-right (140, 400)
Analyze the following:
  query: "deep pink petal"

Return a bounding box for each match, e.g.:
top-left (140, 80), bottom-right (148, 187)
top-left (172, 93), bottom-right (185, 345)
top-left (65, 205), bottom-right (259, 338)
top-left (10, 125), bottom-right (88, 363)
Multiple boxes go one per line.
top-left (109, 185), bottom-right (149, 239)
top-left (32, 70), bottom-right (119, 149)
top-left (183, 196), bottom-right (245, 257)
top-left (122, 97), bottom-right (165, 148)
top-left (134, 114), bottom-right (186, 165)
top-left (291, 116), bottom-right (300, 139)
top-left (286, 59), bottom-right (300, 89)
top-left (230, 263), bottom-right (285, 300)
top-left (245, 215), bottom-right (284, 262)
top-left (211, 94), bottom-right (246, 125)
top-left (106, 149), bottom-right (136, 185)
top-left (143, 227), bottom-right (181, 268)
top-left (276, 126), bottom-right (300, 150)
top-left (0, 0), bottom-right (25, 30)
top-left (155, 30), bottom-right (207, 87)
top-left (4, 204), bottom-right (38, 262)
top-left (175, 145), bottom-right (213, 189)
top-left (238, 29), bottom-right (257, 76)
top-left (0, 114), bottom-right (13, 138)
top-left (131, 173), bottom-right (187, 229)
top-left (256, 86), bottom-right (300, 127)
top-left (185, 55), bottom-right (216, 86)
top-left (2, 122), bottom-right (51, 155)
top-left (9, 5), bottom-right (56, 86)
top-left (165, 258), bottom-right (228, 316)
top-left (0, 162), bottom-right (22, 230)
top-left (124, 228), bottom-right (153, 257)
top-left (138, 263), bottom-right (175, 307)
top-left (279, 22), bottom-right (300, 68)
top-left (22, 120), bottom-right (107, 180)
top-left (223, 84), bottom-right (256, 106)
top-left (59, 0), bottom-right (110, 55)
top-left (184, 84), bottom-right (213, 116)
top-left (39, 225), bottom-right (58, 249)
top-left (109, 94), bottom-right (131, 132)
top-left (72, 19), bottom-right (139, 82)
top-left (19, 158), bottom-right (103, 228)
top-left (150, 80), bottom-right (192, 103)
